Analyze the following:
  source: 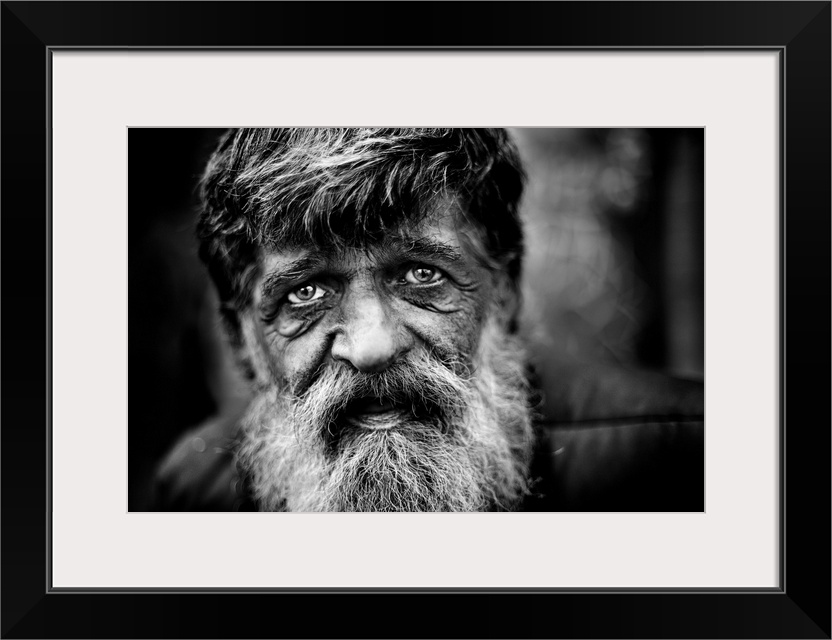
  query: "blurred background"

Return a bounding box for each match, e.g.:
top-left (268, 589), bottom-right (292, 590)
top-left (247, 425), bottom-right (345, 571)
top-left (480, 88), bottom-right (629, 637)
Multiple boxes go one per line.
top-left (128, 128), bottom-right (704, 510)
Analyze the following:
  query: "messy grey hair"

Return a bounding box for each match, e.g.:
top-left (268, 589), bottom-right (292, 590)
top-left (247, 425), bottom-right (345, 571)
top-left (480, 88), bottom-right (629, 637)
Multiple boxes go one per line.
top-left (197, 128), bottom-right (526, 316)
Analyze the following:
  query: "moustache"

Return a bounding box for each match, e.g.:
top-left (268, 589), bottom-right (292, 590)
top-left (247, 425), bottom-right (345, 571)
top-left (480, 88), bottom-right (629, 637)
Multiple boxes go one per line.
top-left (287, 349), bottom-right (473, 450)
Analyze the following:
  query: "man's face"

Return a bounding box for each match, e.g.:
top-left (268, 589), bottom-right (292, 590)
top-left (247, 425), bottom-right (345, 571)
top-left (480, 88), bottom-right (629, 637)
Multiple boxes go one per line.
top-left (235, 202), bottom-right (533, 511)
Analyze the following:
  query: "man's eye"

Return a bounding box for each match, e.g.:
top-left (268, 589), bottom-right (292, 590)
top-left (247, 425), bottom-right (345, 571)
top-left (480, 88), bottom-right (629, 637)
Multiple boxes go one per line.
top-left (404, 265), bottom-right (443, 284)
top-left (287, 283), bottom-right (325, 304)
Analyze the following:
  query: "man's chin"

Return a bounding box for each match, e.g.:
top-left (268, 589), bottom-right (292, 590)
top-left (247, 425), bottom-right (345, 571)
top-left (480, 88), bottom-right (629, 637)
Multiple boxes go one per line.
top-left (325, 422), bottom-right (486, 512)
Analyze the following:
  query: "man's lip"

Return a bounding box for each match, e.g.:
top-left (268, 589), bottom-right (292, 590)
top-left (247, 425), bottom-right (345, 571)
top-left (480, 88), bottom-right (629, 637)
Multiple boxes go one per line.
top-left (345, 410), bottom-right (399, 430)
top-left (342, 397), bottom-right (406, 430)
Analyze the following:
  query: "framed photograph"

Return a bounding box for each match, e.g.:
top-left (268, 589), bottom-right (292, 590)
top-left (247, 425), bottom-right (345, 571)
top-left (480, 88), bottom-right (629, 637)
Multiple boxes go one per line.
top-left (3, 2), bottom-right (829, 638)
top-left (128, 126), bottom-right (707, 517)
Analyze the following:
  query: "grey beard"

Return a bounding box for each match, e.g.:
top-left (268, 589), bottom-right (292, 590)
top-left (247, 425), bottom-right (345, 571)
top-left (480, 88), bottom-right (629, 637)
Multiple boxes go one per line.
top-left (236, 317), bottom-right (534, 512)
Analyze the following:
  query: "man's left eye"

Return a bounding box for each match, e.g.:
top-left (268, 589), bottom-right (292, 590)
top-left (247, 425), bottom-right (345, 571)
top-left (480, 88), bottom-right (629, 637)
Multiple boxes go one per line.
top-left (287, 283), bottom-right (326, 304)
top-left (403, 265), bottom-right (443, 284)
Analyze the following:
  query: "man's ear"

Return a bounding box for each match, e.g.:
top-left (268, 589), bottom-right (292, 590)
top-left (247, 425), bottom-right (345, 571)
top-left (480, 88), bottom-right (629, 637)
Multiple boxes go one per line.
top-left (219, 305), bottom-right (256, 381)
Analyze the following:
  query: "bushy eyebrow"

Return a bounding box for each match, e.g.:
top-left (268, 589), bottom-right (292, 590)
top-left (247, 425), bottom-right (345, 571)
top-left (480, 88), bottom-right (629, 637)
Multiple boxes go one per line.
top-left (260, 255), bottom-right (324, 300)
top-left (392, 237), bottom-right (463, 264)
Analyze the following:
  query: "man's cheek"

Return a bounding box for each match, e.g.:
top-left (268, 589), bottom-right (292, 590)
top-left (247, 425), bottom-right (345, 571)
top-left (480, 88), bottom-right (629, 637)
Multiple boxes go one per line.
top-left (392, 279), bottom-right (492, 359)
top-left (437, 289), bottom-right (493, 358)
top-left (265, 326), bottom-right (333, 395)
top-left (239, 314), bottom-right (304, 391)
top-left (405, 307), bottom-right (485, 365)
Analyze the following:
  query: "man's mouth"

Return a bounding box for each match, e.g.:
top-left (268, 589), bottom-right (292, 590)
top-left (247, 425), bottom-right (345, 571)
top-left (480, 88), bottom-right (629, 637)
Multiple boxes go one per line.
top-left (343, 396), bottom-right (407, 430)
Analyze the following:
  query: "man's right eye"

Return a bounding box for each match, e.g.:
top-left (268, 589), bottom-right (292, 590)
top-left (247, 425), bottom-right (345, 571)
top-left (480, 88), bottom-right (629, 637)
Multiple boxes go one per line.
top-left (287, 283), bottom-right (325, 304)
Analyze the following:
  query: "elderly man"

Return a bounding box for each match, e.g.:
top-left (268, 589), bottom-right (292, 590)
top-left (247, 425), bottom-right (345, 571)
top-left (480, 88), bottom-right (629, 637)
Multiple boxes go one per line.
top-left (152, 128), bottom-right (704, 512)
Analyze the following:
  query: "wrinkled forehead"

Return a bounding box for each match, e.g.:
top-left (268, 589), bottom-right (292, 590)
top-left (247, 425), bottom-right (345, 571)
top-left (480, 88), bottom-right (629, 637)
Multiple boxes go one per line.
top-left (261, 197), bottom-right (490, 269)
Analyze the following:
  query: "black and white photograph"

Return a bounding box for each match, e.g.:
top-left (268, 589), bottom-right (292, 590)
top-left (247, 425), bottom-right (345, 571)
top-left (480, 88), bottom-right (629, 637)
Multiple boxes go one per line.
top-left (4, 0), bottom-right (829, 635)
top-left (129, 127), bottom-right (705, 513)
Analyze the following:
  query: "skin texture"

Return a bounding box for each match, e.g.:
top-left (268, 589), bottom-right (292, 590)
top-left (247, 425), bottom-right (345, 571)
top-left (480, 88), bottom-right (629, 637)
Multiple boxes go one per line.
top-left (239, 206), bottom-right (500, 397)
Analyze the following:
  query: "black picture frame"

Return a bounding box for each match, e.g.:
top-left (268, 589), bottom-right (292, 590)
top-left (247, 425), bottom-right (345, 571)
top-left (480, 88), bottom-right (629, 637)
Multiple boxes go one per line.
top-left (2, 2), bottom-right (829, 638)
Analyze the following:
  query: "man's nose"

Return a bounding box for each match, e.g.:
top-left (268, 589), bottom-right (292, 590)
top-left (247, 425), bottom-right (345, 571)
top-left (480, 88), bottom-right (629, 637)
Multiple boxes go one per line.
top-left (330, 290), bottom-right (411, 373)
